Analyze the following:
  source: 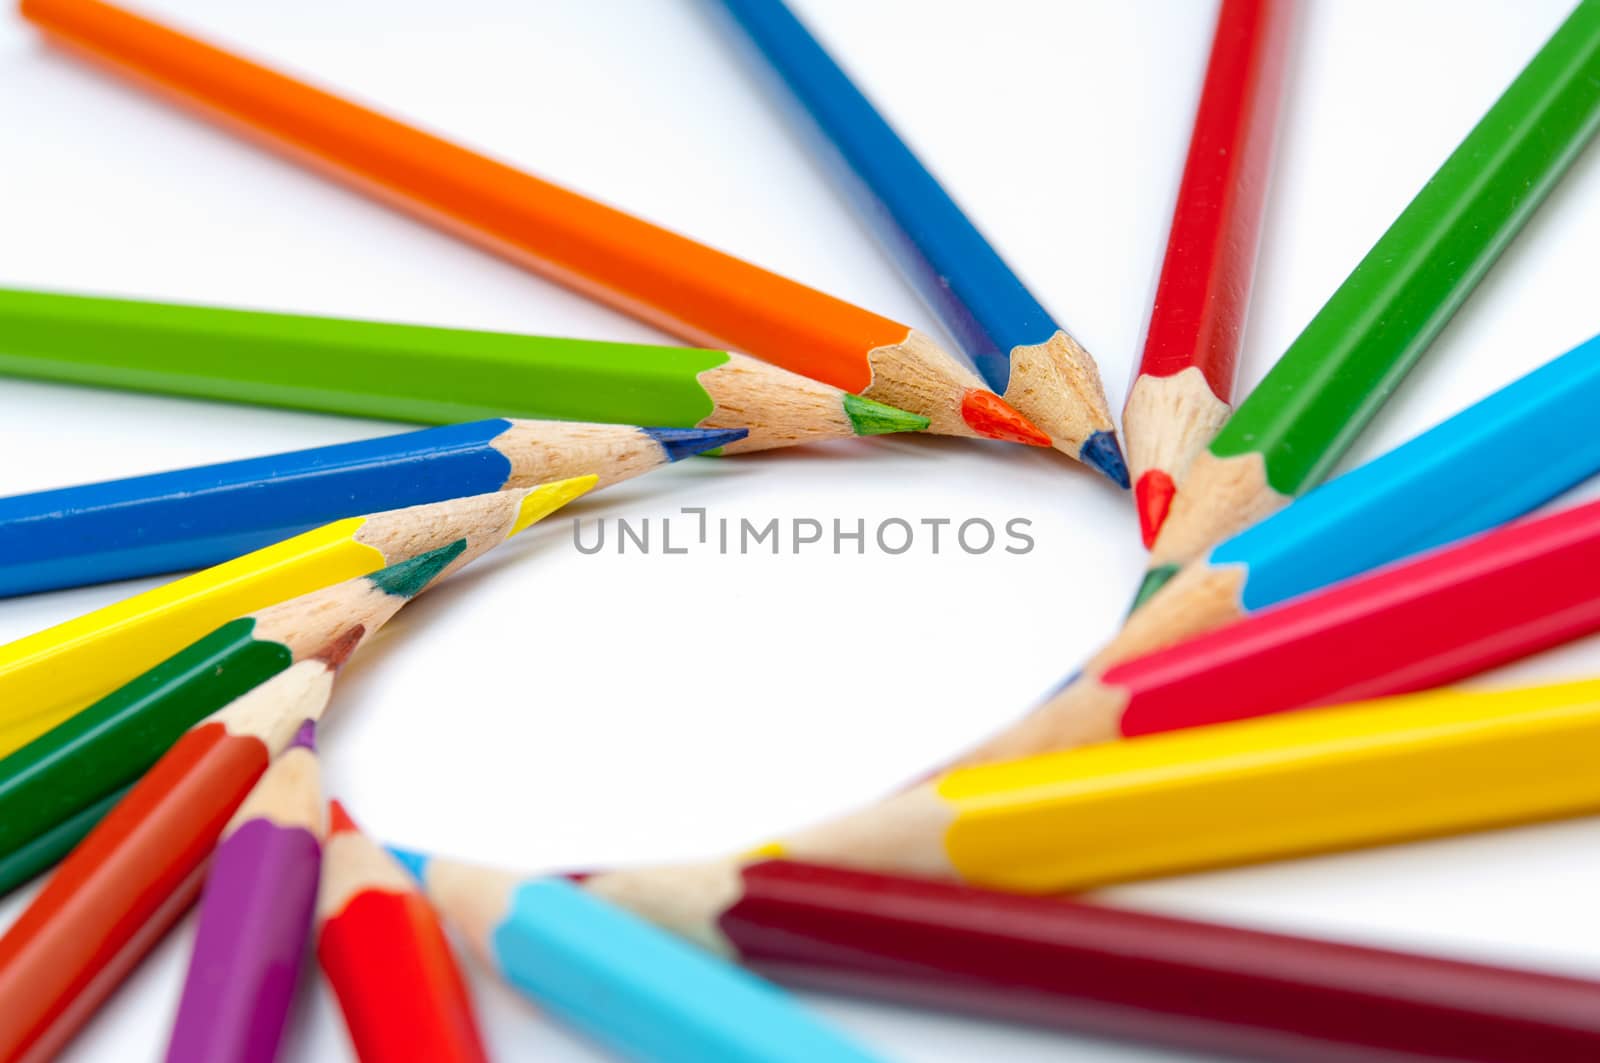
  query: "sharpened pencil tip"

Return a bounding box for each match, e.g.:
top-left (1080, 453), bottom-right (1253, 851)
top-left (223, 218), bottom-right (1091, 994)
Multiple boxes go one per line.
top-left (384, 845), bottom-right (430, 883)
top-left (841, 393), bottom-right (932, 436)
top-left (959, 390), bottom-right (1051, 446)
top-left (290, 719), bottom-right (317, 751)
top-left (327, 799), bottom-right (359, 836)
top-left (312, 626), bottom-right (366, 670)
top-left (512, 474), bottom-right (598, 536)
top-left (1080, 431), bottom-right (1130, 489)
top-left (1135, 468), bottom-right (1177, 544)
top-left (1129, 564), bottom-right (1180, 614)
top-left (642, 426), bottom-right (749, 460)
top-left (366, 539), bottom-right (467, 598)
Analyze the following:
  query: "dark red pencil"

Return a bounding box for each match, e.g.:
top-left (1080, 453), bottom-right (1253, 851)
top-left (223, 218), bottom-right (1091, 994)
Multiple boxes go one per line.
top-left (1125, 0), bottom-right (1294, 546)
top-left (584, 859), bottom-right (1600, 1062)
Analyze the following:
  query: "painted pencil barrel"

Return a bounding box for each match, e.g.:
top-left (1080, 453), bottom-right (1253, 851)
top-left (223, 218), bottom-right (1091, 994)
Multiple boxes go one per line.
top-left (941, 681), bottom-right (1600, 892)
top-left (487, 877), bottom-right (884, 1063)
top-left (166, 818), bottom-right (321, 1063)
top-left (724, 860), bottom-right (1600, 1062)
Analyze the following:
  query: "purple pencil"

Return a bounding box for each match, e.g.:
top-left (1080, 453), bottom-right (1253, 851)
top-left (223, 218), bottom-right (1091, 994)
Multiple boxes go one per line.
top-left (166, 720), bottom-right (324, 1063)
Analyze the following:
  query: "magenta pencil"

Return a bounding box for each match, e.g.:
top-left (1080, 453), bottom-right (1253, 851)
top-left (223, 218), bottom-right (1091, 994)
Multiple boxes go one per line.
top-left (166, 720), bottom-right (323, 1063)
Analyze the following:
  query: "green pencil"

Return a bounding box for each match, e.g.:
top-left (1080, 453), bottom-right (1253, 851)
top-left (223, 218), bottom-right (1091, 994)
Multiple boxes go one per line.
top-left (0, 289), bottom-right (928, 451)
top-left (1140, 0), bottom-right (1600, 605)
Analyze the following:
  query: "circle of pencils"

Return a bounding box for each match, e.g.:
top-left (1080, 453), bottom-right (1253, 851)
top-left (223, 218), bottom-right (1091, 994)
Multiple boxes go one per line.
top-left (1124, 0), bottom-right (1294, 542)
top-left (16, 0), bottom-right (1047, 445)
top-left (166, 719), bottom-right (323, 1063)
top-left (4, 2), bottom-right (1600, 1063)
top-left (1141, 0), bottom-right (1600, 597)
top-left (584, 858), bottom-right (1600, 1062)
top-left (0, 287), bottom-right (929, 455)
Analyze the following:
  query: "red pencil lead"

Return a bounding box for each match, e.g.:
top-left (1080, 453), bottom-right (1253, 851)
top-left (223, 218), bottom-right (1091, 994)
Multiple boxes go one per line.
top-left (959, 390), bottom-right (1052, 447)
top-left (326, 800), bottom-right (359, 836)
top-left (1135, 470), bottom-right (1179, 548)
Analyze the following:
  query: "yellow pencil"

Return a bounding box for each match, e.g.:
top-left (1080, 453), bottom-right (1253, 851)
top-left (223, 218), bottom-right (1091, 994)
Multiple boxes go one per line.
top-left (0, 477), bottom-right (593, 753)
top-left (683, 679), bottom-right (1600, 894)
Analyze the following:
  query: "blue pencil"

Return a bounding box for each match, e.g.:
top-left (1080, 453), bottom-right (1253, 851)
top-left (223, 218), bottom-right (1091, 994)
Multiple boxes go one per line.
top-left (966, 330), bottom-right (1600, 765)
top-left (0, 419), bottom-right (742, 597)
top-left (393, 850), bottom-right (886, 1063)
top-left (711, 0), bottom-right (1125, 485)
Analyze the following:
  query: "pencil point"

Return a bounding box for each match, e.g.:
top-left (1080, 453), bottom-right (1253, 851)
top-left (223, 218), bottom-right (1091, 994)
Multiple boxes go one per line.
top-left (842, 393), bottom-right (932, 436)
top-left (642, 426), bottom-right (748, 461)
top-left (1135, 469), bottom-right (1178, 545)
top-left (327, 799), bottom-right (359, 836)
top-left (959, 390), bottom-right (1051, 446)
top-left (313, 625), bottom-right (366, 670)
top-left (1130, 564), bottom-right (1180, 613)
top-left (1080, 431), bottom-right (1130, 488)
top-left (512, 474), bottom-right (599, 536)
top-left (384, 845), bottom-right (430, 883)
top-left (367, 539), bottom-right (467, 598)
top-left (290, 719), bottom-right (317, 751)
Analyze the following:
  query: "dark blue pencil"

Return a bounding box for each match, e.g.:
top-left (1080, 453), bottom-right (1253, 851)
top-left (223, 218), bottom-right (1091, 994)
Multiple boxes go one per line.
top-left (712, 0), bottom-right (1125, 485)
top-left (0, 419), bottom-right (742, 597)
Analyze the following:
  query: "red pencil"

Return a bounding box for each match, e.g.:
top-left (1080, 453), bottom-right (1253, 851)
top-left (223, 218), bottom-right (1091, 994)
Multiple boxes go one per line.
top-left (992, 493), bottom-right (1600, 760)
top-left (316, 801), bottom-right (488, 1063)
top-left (585, 859), bottom-right (1600, 1062)
top-left (1125, 0), bottom-right (1294, 546)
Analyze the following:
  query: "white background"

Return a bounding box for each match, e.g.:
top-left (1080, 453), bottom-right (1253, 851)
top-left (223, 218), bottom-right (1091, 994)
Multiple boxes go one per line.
top-left (2, 1), bottom-right (1600, 1060)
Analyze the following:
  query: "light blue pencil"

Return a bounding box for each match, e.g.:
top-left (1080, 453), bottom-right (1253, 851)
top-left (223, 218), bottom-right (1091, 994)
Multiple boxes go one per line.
top-left (392, 850), bottom-right (885, 1063)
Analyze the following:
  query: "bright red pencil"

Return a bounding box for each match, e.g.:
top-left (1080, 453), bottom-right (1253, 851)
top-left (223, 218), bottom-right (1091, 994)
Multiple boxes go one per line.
top-left (1006, 494), bottom-right (1600, 754)
top-left (316, 802), bottom-right (488, 1063)
top-left (1125, 0), bottom-right (1293, 545)
top-left (586, 859), bottom-right (1600, 1062)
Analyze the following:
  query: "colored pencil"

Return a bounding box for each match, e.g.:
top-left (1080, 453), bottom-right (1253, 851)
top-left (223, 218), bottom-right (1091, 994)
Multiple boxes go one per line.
top-left (586, 858), bottom-right (1600, 1062)
top-left (0, 411), bottom-right (739, 598)
top-left (19, 0), bottom-right (1049, 446)
top-left (0, 785), bottom-right (126, 899)
top-left (972, 492), bottom-right (1600, 763)
top-left (0, 541), bottom-right (458, 892)
top-left (395, 850), bottom-right (886, 1063)
top-left (1142, 2), bottom-right (1600, 589)
top-left (0, 287), bottom-right (929, 453)
top-left (167, 719), bottom-right (322, 1063)
top-left (316, 803), bottom-right (489, 1063)
top-left (0, 645), bottom-right (349, 1063)
top-left (0, 475), bottom-right (593, 754)
top-left (966, 329), bottom-right (1600, 764)
top-left (757, 678), bottom-right (1600, 894)
top-left (1125, 0), bottom-right (1294, 542)
top-left (712, 0), bottom-right (1123, 483)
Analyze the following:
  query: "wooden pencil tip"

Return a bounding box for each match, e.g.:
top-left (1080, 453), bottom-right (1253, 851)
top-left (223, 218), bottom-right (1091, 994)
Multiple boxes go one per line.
top-left (327, 799), bottom-right (359, 836)
top-left (366, 539), bottom-right (467, 598)
top-left (1135, 469), bottom-right (1178, 546)
top-left (959, 390), bottom-right (1052, 446)
top-left (1080, 431), bottom-right (1130, 489)
top-left (512, 474), bottom-right (599, 536)
top-left (313, 625), bottom-right (366, 670)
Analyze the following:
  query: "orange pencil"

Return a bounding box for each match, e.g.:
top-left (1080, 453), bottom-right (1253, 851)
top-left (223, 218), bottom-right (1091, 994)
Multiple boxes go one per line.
top-left (19, 0), bottom-right (1048, 447)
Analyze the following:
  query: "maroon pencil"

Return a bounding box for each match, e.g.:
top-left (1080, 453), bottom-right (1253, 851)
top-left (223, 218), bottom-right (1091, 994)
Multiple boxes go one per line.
top-left (583, 859), bottom-right (1600, 1062)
